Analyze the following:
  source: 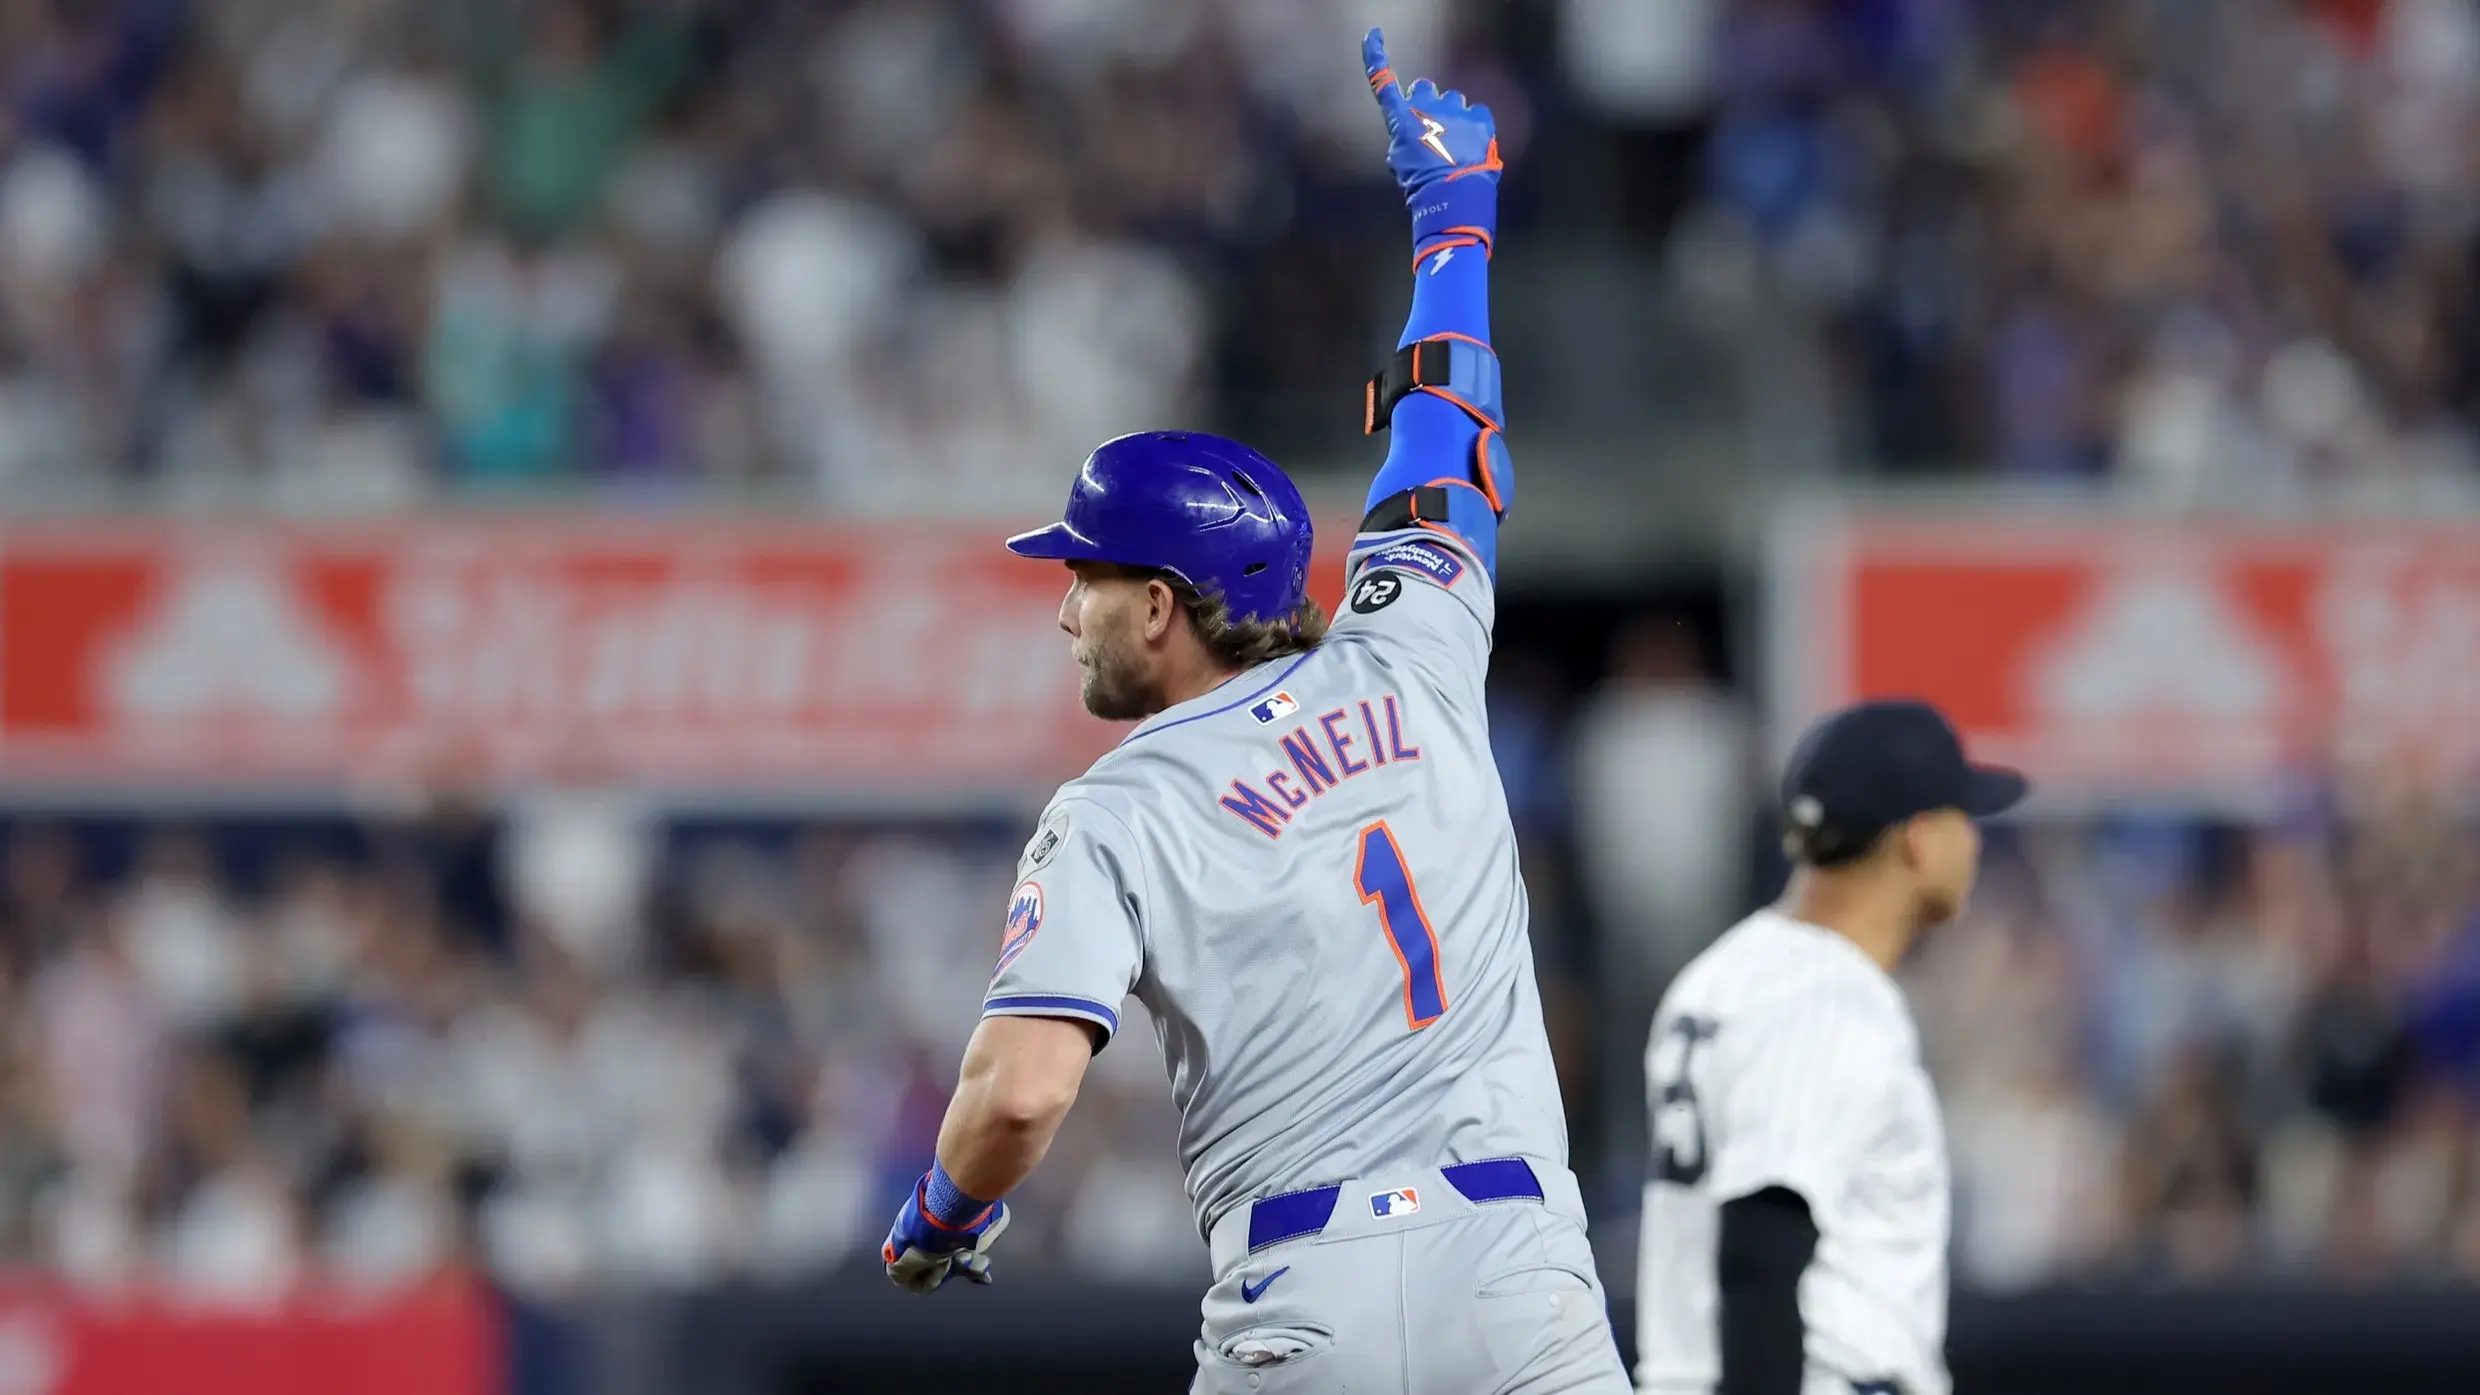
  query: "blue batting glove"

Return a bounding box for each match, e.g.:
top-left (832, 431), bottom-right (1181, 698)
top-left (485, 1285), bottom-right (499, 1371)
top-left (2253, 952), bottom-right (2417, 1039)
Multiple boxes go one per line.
top-left (1362, 27), bottom-right (1501, 259)
top-left (881, 1168), bottom-right (1011, 1294)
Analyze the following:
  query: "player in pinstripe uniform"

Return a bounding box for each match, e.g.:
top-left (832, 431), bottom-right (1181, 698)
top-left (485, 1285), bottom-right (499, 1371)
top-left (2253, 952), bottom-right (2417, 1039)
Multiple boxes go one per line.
top-left (876, 28), bottom-right (1631, 1394)
top-left (1634, 700), bottom-right (2028, 1395)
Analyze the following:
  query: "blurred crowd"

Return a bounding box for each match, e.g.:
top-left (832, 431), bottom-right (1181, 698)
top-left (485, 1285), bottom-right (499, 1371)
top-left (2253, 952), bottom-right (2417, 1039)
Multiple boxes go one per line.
top-left (0, 798), bottom-right (1204, 1301)
top-left (0, 0), bottom-right (1453, 513)
top-left (5, 0), bottom-right (2475, 509)
top-left (1665, 0), bottom-right (2480, 493)
top-left (1922, 790), bottom-right (2480, 1289)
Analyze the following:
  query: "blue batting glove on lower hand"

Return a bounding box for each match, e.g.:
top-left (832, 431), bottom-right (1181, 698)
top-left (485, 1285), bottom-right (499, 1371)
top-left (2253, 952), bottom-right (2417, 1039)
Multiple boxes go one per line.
top-left (881, 1168), bottom-right (1010, 1294)
top-left (1362, 27), bottom-right (1501, 258)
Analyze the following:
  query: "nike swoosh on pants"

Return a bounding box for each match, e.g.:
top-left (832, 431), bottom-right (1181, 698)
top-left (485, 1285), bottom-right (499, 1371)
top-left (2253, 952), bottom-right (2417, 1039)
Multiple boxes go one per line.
top-left (1240, 1266), bottom-right (1290, 1303)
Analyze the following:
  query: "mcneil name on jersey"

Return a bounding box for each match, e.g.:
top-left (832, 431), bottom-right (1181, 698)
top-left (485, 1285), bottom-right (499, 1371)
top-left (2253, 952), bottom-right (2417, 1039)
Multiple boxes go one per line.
top-left (1217, 693), bottom-right (1423, 839)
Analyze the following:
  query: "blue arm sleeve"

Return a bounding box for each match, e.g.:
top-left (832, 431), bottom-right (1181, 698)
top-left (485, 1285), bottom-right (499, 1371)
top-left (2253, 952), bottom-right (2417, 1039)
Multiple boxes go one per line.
top-left (1399, 245), bottom-right (1489, 347)
top-left (1363, 250), bottom-right (1503, 574)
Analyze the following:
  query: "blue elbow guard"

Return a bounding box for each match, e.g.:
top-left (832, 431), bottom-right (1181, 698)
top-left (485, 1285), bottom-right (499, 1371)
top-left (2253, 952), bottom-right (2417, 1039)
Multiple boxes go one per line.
top-left (1364, 335), bottom-right (1511, 518)
top-left (1477, 427), bottom-right (1514, 518)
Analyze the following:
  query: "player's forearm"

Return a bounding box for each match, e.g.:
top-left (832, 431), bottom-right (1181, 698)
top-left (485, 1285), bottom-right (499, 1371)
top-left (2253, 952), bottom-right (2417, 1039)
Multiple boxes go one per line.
top-left (1400, 234), bottom-right (1490, 347)
top-left (1367, 259), bottom-right (1499, 521)
top-left (1368, 254), bottom-right (1492, 512)
top-left (933, 1015), bottom-right (1094, 1199)
top-left (933, 1085), bottom-right (1062, 1202)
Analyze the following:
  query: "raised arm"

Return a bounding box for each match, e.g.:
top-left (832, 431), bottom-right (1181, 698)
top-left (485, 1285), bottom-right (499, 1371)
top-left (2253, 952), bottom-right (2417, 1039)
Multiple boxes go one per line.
top-left (1358, 29), bottom-right (1510, 580)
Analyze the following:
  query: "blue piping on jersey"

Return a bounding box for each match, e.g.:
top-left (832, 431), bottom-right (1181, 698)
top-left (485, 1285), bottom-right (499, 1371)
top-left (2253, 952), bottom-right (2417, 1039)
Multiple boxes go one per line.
top-left (1119, 649), bottom-right (1321, 747)
top-left (983, 993), bottom-right (1121, 1037)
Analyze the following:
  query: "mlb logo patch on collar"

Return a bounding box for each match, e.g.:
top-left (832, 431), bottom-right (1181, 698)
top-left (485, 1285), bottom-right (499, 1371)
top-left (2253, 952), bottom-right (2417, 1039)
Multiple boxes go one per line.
top-left (1369, 1187), bottom-right (1421, 1219)
top-left (1250, 691), bottom-right (1301, 724)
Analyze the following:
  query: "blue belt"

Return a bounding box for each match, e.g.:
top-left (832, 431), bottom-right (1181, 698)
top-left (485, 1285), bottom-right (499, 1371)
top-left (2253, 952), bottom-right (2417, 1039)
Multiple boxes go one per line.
top-left (1244, 1158), bottom-right (1545, 1253)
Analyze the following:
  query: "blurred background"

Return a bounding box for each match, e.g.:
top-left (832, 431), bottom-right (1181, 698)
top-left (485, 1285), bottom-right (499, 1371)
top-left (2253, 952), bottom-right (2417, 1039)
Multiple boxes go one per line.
top-left (0, 0), bottom-right (2474, 1392)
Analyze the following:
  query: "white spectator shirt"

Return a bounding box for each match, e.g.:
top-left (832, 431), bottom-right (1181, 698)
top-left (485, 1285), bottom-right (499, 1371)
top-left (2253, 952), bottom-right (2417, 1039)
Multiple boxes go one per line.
top-left (1636, 910), bottom-right (1951, 1395)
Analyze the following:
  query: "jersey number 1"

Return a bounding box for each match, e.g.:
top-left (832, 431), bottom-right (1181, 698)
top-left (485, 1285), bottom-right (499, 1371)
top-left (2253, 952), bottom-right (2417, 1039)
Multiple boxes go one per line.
top-left (1355, 822), bottom-right (1447, 1030)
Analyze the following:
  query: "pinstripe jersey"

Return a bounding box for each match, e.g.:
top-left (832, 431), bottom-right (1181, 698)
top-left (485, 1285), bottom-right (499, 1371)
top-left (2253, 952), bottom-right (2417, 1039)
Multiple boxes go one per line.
top-left (981, 525), bottom-right (1572, 1241)
top-left (1635, 910), bottom-right (1950, 1395)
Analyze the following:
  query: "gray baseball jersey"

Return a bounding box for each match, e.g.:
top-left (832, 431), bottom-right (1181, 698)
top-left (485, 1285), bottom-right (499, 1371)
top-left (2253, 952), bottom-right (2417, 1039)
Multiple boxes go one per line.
top-left (983, 523), bottom-right (1572, 1238)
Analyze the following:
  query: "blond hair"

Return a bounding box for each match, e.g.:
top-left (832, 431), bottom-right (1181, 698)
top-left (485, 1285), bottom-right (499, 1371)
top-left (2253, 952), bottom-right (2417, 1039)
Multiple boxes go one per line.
top-left (1097, 564), bottom-right (1329, 667)
top-left (1173, 579), bottom-right (1330, 668)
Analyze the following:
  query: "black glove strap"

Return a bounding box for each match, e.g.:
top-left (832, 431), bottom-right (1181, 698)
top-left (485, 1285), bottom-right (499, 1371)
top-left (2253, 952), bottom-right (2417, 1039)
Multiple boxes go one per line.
top-left (1363, 340), bottom-right (1458, 435)
top-left (1359, 485), bottom-right (1454, 533)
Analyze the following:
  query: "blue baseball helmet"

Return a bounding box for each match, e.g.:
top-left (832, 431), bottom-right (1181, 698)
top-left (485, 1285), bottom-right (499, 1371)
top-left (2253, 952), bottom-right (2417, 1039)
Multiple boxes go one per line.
top-left (1006, 431), bottom-right (1315, 624)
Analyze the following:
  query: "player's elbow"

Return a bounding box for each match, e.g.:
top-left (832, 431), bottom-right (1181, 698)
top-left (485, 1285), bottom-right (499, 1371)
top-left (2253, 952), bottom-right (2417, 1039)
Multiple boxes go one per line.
top-left (957, 1015), bottom-right (1094, 1137)
top-left (979, 1066), bottom-right (1080, 1135)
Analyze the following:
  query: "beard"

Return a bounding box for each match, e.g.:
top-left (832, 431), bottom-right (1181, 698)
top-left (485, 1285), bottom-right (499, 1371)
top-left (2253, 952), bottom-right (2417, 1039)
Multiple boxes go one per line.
top-left (1076, 628), bottom-right (1166, 721)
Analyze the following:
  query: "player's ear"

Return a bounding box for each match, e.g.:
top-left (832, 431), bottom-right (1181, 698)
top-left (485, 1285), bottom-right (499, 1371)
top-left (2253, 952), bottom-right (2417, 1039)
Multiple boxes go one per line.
top-left (1141, 576), bottom-right (1181, 643)
top-left (1897, 817), bottom-right (1931, 871)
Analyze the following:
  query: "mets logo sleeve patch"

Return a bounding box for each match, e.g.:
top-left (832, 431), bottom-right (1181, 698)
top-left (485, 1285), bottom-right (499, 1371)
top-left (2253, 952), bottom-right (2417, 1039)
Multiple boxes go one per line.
top-left (994, 881), bottom-right (1044, 976)
top-left (982, 796), bottom-right (1145, 1046)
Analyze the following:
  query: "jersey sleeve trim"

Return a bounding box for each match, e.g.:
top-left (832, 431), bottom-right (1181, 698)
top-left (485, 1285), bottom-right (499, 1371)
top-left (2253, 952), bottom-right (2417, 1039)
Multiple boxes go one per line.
top-left (983, 993), bottom-right (1121, 1041)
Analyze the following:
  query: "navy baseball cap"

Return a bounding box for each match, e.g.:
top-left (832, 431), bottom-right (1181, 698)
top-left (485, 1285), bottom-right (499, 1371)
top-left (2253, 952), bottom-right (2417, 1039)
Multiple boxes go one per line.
top-left (1779, 699), bottom-right (2029, 864)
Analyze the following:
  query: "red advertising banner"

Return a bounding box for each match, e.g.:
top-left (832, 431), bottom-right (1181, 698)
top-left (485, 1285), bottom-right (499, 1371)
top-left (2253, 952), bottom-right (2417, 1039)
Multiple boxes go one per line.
top-left (1771, 515), bottom-right (2480, 808)
top-left (0, 518), bottom-right (1349, 798)
top-left (0, 1277), bottom-right (496, 1395)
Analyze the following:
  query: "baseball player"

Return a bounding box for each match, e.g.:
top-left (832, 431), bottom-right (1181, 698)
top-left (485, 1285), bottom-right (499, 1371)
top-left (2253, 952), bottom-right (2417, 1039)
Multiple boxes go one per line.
top-left (1633, 700), bottom-right (2029, 1395)
top-left (878, 28), bottom-right (1631, 1393)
